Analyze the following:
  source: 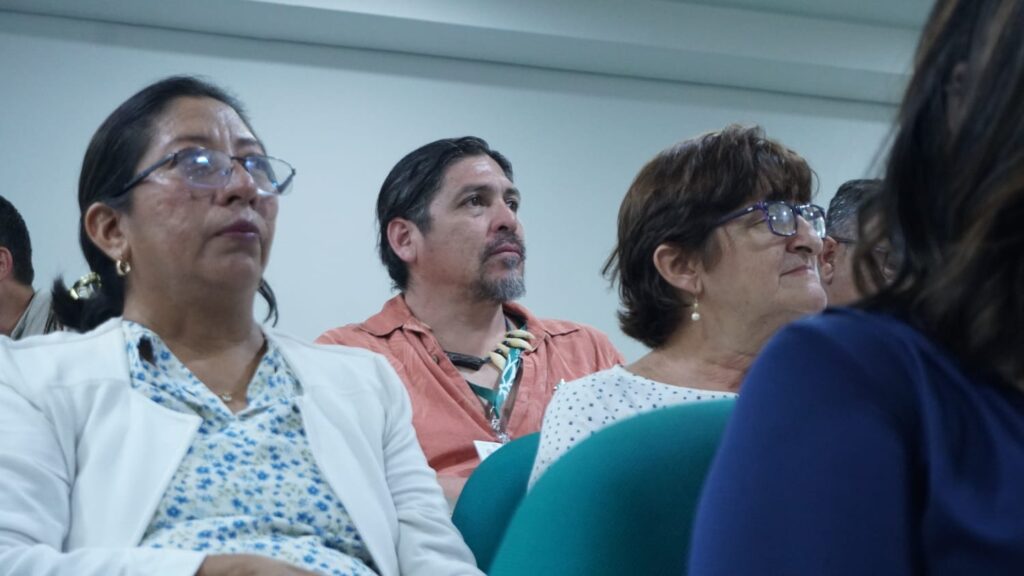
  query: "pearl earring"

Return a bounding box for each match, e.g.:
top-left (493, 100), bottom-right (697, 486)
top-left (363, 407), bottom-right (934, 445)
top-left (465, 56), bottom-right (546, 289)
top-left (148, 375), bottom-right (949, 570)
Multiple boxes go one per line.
top-left (691, 298), bottom-right (701, 322)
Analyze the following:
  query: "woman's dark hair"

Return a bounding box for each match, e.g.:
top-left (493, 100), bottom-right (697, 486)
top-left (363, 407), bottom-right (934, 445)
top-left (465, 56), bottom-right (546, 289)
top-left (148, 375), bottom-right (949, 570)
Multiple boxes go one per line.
top-left (52, 75), bottom-right (279, 331)
top-left (604, 124), bottom-right (813, 349)
top-left (376, 136), bottom-right (513, 290)
top-left (857, 0), bottom-right (1024, 389)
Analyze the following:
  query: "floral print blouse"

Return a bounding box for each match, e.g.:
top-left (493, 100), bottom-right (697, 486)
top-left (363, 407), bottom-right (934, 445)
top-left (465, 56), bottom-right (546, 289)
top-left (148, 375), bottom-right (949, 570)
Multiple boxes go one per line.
top-left (122, 320), bottom-right (378, 575)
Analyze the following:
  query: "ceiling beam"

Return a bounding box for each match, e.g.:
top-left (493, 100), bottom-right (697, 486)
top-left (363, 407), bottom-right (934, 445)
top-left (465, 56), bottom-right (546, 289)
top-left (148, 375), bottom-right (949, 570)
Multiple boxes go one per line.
top-left (0, 0), bottom-right (917, 103)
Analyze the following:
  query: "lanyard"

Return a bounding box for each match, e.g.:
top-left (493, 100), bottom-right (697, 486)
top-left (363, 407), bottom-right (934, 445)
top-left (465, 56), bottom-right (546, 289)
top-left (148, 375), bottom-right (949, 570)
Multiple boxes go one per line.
top-left (466, 341), bottom-right (523, 443)
top-left (467, 345), bottom-right (522, 416)
top-left (459, 322), bottom-right (530, 443)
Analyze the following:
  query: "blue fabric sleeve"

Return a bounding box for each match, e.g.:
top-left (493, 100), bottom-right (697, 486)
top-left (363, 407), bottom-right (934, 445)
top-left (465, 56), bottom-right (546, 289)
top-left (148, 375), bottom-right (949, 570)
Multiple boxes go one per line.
top-left (689, 313), bottom-right (922, 575)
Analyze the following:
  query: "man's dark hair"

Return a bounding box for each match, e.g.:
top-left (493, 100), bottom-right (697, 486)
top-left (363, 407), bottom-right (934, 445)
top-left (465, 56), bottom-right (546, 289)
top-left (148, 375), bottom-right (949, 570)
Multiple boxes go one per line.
top-left (825, 179), bottom-right (881, 240)
top-left (376, 136), bottom-right (513, 290)
top-left (0, 195), bottom-right (34, 286)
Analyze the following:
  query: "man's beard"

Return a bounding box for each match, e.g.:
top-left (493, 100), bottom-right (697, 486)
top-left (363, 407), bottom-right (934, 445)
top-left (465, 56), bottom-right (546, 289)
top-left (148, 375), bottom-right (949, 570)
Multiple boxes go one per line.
top-left (472, 235), bottom-right (526, 303)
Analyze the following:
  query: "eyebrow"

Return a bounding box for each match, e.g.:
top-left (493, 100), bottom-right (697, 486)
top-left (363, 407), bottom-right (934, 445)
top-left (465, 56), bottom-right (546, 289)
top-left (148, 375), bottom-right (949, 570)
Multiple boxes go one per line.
top-left (164, 134), bottom-right (264, 153)
top-left (456, 184), bottom-right (521, 197)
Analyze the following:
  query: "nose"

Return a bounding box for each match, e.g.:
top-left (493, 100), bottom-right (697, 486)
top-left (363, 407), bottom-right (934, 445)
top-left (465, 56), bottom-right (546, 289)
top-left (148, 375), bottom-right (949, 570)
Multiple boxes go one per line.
top-left (788, 214), bottom-right (823, 256)
top-left (216, 160), bottom-right (260, 205)
top-left (491, 198), bottom-right (519, 233)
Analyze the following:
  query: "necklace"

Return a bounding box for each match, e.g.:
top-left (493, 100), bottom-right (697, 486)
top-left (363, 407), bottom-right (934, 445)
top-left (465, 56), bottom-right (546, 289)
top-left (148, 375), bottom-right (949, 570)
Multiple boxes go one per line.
top-left (444, 322), bottom-right (535, 443)
top-left (218, 392), bottom-right (234, 402)
top-left (446, 351), bottom-right (489, 371)
top-left (443, 319), bottom-right (536, 373)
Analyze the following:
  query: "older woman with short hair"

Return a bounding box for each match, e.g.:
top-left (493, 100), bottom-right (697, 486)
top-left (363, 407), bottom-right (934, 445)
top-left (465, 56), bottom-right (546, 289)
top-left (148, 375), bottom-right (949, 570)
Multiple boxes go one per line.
top-left (529, 125), bottom-right (827, 485)
top-left (0, 76), bottom-right (481, 576)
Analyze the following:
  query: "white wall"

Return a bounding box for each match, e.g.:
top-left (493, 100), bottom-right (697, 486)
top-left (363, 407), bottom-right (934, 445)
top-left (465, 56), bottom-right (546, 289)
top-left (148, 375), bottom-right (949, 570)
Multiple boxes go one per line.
top-left (0, 8), bottom-right (898, 361)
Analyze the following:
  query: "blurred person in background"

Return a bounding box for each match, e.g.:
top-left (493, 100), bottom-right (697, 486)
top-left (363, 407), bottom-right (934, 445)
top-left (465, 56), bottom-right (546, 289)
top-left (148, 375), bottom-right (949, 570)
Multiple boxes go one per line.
top-left (0, 195), bottom-right (59, 338)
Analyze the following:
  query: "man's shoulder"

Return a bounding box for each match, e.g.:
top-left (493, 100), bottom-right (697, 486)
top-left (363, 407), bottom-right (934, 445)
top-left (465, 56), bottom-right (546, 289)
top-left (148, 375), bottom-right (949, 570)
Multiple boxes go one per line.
top-left (1, 319), bottom-right (126, 395)
top-left (317, 295), bottom-right (414, 345)
top-left (515, 308), bottom-right (623, 366)
top-left (530, 315), bottom-right (614, 346)
top-left (317, 321), bottom-right (375, 344)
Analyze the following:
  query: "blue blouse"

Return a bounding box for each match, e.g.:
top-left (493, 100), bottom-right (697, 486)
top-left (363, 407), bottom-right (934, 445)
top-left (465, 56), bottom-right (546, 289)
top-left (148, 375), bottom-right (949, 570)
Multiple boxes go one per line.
top-left (122, 321), bottom-right (377, 575)
top-left (690, 309), bottom-right (1024, 575)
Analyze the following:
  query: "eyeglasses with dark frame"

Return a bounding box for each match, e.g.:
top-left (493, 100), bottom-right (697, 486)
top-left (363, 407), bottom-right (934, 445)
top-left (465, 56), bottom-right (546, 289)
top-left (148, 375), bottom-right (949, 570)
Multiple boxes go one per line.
top-left (716, 200), bottom-right (827, 239)
top-left (120, 147), bottom-right (296, 197)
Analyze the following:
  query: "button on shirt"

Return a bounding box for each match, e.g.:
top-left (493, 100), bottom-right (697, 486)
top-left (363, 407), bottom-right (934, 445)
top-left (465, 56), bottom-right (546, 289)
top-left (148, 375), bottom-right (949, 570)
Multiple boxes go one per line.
top-left (122, 321), bottom-right (377, 575)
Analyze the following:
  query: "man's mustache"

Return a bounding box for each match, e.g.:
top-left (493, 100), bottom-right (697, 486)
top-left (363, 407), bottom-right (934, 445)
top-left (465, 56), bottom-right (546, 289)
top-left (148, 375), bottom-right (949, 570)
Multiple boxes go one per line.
top-left (482, 234), bottom-right (526, 261)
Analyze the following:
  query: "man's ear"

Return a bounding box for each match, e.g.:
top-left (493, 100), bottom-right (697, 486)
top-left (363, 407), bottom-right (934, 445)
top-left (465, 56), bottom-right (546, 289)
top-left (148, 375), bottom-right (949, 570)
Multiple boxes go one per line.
top-left (386, 218), bottom-right (419, 265)
top-left (819, 236), bottom-right (838, 285)
top-left (0, 247), bottom-right (13, 282)
top-left (83, 203), bottom-right (129, 263)
top-left (652, 243), bottom-right (702, 296)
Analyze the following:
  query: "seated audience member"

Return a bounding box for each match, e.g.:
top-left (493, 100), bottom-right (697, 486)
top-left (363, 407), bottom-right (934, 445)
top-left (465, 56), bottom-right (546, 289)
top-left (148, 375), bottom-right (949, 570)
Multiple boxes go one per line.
top-left (0, 195), bottom-right (59, 338)
top-left (0, 76), bottom-right (480, 576)
top-left (529, 125), bottom-right (828, 486)
top-left (690, 1), bottom-right (1024, 573)
top-left (317, 137), bottom-right (623, 504)
top-left (818, 179), bottom-right (896, 305)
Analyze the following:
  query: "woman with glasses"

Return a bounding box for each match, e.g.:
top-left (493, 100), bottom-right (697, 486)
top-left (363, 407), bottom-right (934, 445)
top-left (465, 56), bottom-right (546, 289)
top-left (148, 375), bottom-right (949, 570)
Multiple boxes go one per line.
top-left (528, 124), bottom-right (827, 486)
top-left (0, 76), bottom-right (481, 576)
top-left (690, 1), bottom-right (1024, 573)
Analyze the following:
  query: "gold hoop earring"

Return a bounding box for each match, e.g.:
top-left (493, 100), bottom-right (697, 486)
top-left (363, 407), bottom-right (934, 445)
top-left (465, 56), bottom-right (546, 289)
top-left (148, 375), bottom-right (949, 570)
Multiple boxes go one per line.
top-left (116, 259), bottom-right (132, 277)
top-left (690, 298), bottom-right (701, 322)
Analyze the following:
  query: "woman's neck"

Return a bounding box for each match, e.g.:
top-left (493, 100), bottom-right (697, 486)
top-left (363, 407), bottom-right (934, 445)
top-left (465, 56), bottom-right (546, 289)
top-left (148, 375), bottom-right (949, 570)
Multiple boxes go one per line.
top-left (122, 293), bottom-right (262, 360)
top-left (626, 321), bottom-right (761, 393)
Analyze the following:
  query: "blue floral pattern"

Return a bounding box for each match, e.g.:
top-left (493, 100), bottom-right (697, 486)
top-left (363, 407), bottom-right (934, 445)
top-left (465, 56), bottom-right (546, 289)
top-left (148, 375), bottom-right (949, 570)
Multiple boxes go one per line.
top-left (122, 321), bottom-right (377, 575)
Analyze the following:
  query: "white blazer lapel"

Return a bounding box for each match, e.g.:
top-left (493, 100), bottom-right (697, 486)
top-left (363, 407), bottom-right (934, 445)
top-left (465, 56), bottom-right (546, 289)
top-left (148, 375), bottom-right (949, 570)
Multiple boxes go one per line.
top-left (62, 322), bottom-right (202, 549)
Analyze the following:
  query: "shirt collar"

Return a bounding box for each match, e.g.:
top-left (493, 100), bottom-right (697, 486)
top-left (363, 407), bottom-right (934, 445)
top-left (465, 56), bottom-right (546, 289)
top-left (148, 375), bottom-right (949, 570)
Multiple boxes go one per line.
top-left (359, 294), bottom-right (580, 342)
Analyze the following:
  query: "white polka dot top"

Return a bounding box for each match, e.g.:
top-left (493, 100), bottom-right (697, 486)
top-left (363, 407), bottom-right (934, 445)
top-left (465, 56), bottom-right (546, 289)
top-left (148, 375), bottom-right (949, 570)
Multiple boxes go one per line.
top-left (528, 364), bottom-right (737, 488)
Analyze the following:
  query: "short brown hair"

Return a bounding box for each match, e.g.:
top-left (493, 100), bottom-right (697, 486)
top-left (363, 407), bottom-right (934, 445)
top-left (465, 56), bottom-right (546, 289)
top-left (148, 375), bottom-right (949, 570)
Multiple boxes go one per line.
top-left (604, 125), bottom-right (813, 348)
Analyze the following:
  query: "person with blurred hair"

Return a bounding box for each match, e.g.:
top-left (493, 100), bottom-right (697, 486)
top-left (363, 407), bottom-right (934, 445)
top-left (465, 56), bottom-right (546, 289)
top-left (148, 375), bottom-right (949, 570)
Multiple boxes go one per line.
top-left (0, 76), bottom-right (481, 576)
top-left (691, 0), bottom-right (1024, 573)
top-left (318, 137), bottom-right (623, 504)
top-left (818, 178), bottom-right (896, 305)
top-left (0, 195), bottom-right (59, 338)
top-left (529, 125), bottom-right (828, 486)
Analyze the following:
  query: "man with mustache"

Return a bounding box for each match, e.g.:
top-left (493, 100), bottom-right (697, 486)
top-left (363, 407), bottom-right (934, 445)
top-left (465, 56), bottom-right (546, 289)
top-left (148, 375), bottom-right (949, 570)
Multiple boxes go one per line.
top-left (318, 137), bottom-right (622, 504)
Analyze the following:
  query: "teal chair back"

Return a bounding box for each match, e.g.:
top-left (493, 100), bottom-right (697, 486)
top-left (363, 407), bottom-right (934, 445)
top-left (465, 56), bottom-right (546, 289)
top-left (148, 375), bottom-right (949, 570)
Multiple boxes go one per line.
top-left (489, 399), bottom-right (736, 576)
top-left (452, 432), bottom-right (540, 572)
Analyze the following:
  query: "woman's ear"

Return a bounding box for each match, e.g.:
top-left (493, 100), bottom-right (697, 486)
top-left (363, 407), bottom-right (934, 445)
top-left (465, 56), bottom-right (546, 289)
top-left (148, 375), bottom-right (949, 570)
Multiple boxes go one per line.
top-left (84, 203), bottom-right (129, 263)
top-left (386, 218), bottom-right (419, 265)
top-left (652, 243), bottom-right (702, 295)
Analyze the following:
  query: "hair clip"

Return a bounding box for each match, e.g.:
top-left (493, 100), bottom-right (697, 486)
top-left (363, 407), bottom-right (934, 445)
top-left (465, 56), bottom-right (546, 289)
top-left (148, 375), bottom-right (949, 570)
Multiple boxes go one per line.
top-left (69, 272), bottom-right (102, 301)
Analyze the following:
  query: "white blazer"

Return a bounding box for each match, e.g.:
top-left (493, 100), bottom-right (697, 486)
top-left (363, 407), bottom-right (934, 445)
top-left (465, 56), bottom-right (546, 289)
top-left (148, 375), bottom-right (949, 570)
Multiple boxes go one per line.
top-left (0, 318), bottom-right (482, 576)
